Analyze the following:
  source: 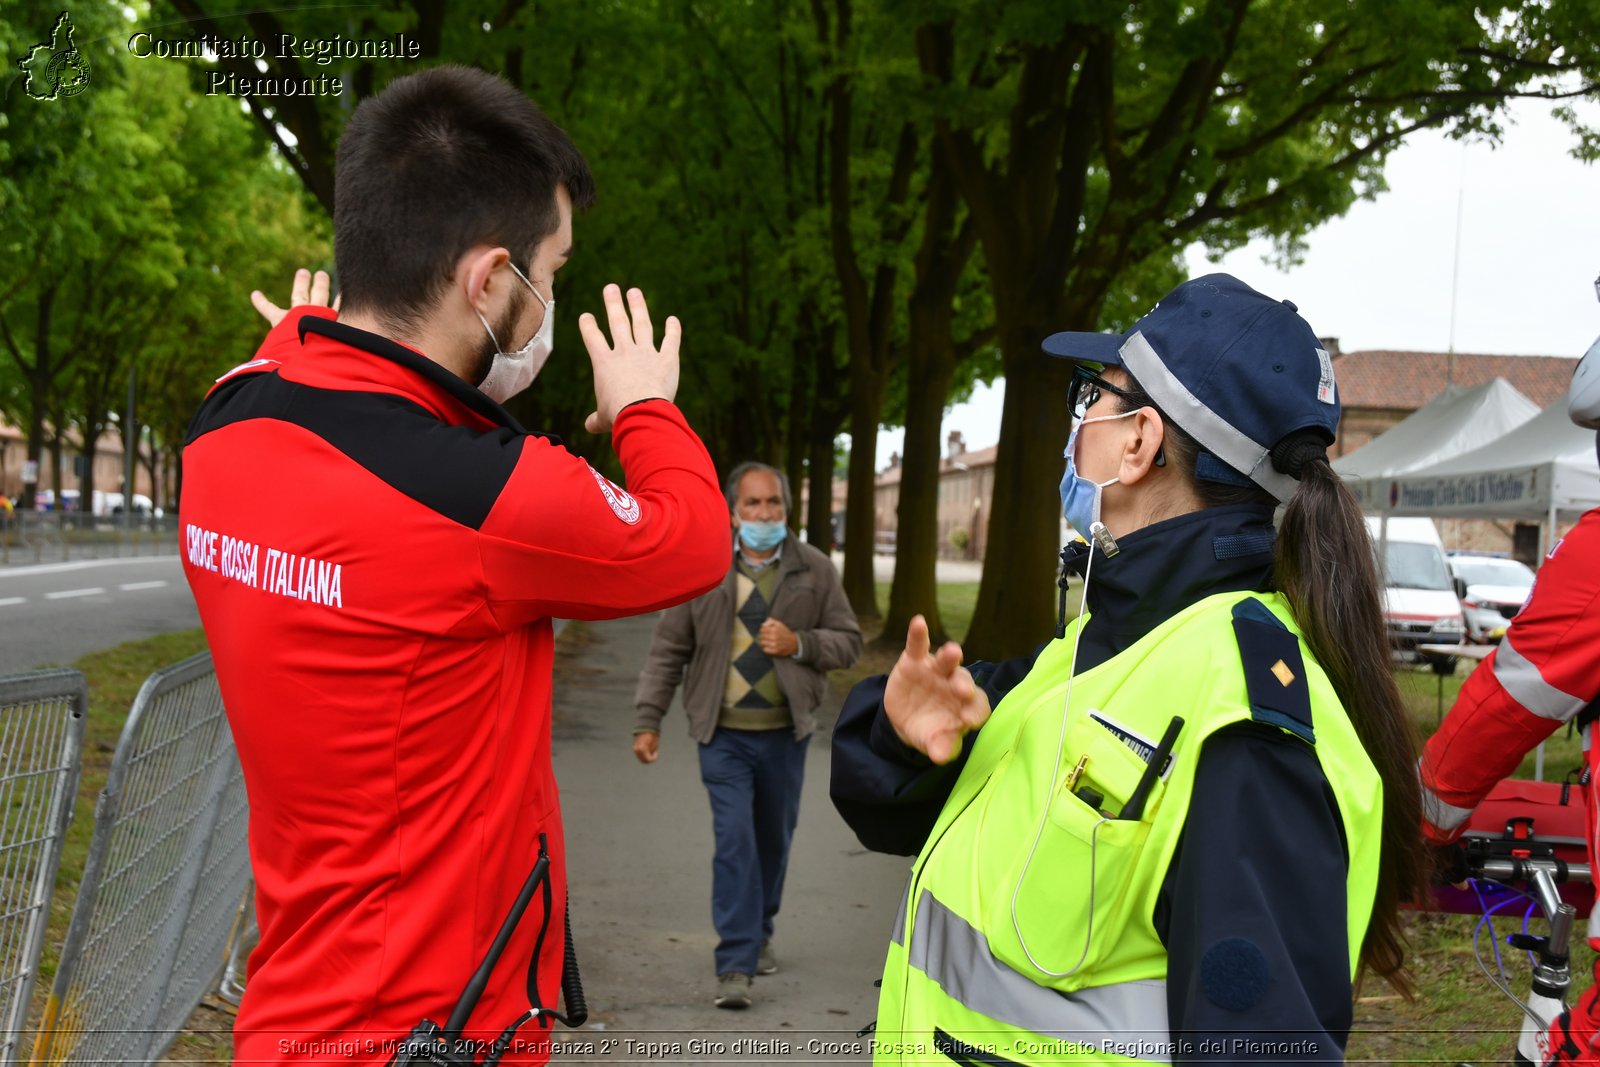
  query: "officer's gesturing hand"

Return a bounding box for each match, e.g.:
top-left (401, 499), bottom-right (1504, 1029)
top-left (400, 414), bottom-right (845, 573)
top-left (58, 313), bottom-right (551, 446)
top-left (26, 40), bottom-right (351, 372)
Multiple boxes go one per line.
top-left (884, 615), bottom-right (991, 765)
top-left (579, 284), bottom-right (680, 434)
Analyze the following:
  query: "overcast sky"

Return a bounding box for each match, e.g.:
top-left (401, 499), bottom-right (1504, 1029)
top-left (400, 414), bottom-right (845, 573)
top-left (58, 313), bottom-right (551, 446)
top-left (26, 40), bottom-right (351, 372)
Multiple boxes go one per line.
top-left (874, 97), bottom-right (1600, 470)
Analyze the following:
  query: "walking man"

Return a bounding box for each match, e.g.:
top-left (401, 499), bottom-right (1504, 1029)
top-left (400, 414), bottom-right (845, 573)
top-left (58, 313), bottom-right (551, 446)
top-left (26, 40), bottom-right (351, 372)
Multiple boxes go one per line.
top-left (632, 462), bottom-right (861, 1008)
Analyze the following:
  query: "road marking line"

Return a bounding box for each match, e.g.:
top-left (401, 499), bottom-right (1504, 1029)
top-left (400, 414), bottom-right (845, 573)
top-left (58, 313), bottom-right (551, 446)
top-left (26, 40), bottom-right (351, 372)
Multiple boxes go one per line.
top-left (0, 555), bottom-right (180, 579)
top-left (0, 597), bottom-right (25, 607)
top-left (118, 581), bottom-right (168, 591)
top-left (44, 587), bottom-right (106, 600)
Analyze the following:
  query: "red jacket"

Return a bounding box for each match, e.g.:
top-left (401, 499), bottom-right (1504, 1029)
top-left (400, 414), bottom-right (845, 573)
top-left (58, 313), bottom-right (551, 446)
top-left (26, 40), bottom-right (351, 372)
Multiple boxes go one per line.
top-left (180, 307), bottom-right (727, 1064)
top-left (1420, 508), bottom-right (1600, 844)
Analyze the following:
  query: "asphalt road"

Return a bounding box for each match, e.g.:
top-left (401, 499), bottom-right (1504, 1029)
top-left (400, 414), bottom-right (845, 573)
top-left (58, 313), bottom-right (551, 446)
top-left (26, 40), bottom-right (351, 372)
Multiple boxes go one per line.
top-left (0, 555), bottom-right (200, 674)
top-left (551, 612), bottom-right (910, 1065)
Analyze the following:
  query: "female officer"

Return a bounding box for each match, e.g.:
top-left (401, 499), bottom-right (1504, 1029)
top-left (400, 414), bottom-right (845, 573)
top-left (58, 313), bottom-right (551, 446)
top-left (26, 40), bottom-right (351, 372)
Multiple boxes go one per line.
top-left (832, 274), bottom-right (1424, 1065)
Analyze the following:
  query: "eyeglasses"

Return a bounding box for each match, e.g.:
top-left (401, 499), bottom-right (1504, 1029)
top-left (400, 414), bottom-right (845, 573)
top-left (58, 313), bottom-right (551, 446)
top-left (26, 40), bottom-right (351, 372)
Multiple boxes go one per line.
top-left (1068, 368), bottom-right (1137, 421)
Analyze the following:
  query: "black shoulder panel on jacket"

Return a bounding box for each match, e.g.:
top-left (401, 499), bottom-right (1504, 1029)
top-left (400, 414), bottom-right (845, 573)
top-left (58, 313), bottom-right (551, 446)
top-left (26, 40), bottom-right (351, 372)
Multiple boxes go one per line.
top-left (1230, 597), bottom-right (1315, 745)
top-left (185, 371), bottom-right (523, 530)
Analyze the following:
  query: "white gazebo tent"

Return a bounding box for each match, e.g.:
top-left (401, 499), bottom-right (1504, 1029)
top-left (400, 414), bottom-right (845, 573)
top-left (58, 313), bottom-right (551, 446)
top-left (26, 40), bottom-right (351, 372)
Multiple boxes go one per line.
top-left (1385, 400), bottom-right (1598, 779)
top-left (1334, 378), bottom-right (1540, 510)
top-left (1385, 399), bottom-right (1600, 551)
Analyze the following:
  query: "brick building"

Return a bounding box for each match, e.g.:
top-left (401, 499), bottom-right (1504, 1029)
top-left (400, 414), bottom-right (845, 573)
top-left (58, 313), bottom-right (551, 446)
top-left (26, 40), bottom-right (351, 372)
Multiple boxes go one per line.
top-left (1329, 345), bottom-right (1579, 457)
top-left (873, 432), bottom-right (997, 559)
top-left (0, 415), bottom-right (155, 510)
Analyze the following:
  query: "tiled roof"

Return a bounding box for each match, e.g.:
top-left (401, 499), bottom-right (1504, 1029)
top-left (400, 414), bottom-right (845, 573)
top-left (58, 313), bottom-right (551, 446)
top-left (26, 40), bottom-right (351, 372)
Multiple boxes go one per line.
top-left (1333, 350), bottom-right (1579, 411)
top-left (876, 443), bottom-right (999, 485)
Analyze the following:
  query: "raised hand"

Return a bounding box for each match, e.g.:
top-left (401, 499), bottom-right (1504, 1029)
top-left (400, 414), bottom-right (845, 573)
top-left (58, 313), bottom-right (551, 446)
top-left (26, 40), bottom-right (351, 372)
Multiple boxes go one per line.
top-left (884, 615), bottom-right (992, 765)
top-left (577, 285), bottom-right (681, 434)
top-left (251, 268), bottom-right (339, 327)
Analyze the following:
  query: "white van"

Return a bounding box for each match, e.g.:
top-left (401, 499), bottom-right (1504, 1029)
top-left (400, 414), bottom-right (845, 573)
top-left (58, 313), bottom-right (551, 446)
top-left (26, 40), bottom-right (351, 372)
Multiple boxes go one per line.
top-left (1364, 516), bottom-right (1466, 674)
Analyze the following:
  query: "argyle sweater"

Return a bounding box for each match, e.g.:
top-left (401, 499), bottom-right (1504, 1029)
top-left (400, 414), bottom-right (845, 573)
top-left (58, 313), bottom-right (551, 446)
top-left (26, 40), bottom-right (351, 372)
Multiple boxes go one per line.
top-left (720, 554), bottom-right (793, 730)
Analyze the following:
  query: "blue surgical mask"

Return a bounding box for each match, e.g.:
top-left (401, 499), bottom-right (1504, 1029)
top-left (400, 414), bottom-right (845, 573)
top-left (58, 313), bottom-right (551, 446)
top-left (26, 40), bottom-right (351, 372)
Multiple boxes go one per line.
top-left (737, 521), bottom-right (787, 552)
top-left (1059, 408), bottom-right (1138, 535)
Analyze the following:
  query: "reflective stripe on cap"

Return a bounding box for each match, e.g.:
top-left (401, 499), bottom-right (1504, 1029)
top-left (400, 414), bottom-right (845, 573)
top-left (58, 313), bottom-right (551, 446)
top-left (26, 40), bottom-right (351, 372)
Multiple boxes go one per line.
top-left (1119, 331), bottom-right (1300, 502)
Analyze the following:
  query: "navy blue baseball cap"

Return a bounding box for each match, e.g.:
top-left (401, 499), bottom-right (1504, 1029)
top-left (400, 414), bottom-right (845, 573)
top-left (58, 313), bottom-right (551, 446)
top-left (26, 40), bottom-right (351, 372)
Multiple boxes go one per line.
top-left (1041, 273), bottom-right (1340, 502)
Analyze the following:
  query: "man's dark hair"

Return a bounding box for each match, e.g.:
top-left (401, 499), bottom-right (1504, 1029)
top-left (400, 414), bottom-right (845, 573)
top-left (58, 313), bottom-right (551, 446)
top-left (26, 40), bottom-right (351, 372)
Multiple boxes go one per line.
top-left (333, 65), bottom-right (596, 331)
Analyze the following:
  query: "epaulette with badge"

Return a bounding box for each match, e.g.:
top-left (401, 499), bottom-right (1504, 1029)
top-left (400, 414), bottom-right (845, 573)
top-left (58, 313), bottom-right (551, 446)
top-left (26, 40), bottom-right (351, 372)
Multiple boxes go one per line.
top-left (1231, 598), bottom-right (1315, 744)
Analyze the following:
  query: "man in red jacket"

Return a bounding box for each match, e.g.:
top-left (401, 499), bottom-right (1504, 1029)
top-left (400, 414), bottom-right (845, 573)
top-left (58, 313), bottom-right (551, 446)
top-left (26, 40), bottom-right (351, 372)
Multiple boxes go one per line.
top-left (1420, 339), bottom-right (1600, 1064)
top-left (181, 66), bottom-right (729, 1065)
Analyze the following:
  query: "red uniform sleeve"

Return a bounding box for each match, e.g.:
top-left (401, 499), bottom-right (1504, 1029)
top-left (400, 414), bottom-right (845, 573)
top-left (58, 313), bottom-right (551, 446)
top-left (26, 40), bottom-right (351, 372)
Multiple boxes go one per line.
top-left (475, 399), bottom-right (730, 627)
top-left (1420, 509), bottom-right (1600, 843)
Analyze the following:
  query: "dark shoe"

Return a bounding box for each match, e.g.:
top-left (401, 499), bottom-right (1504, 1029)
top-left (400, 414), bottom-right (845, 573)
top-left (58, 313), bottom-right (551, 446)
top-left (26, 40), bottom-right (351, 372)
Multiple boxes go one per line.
top-left (715, 972), bottom-right (752, 1009)
top-left (757, 939), bottom-right (777, 975)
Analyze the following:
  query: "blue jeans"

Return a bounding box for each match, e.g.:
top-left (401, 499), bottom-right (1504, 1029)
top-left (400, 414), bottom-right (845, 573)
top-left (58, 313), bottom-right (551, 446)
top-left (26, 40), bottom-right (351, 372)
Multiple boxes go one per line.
top-left (697, 727), bottom-right (809, 976)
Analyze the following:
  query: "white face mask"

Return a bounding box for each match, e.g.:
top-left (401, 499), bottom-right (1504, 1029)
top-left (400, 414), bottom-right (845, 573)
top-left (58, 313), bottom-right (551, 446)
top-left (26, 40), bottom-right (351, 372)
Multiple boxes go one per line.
top-left (474, 261), bottom-right (553, 404)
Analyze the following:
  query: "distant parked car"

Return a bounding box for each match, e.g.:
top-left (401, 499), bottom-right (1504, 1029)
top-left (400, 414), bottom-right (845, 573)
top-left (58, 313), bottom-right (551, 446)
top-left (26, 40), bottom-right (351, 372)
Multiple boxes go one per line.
top-left (1365, 517), bottom-right (1466, 674)
top-left (1448, 552), bottom-right (1537, 644)
top-left (107, 492), bottom-right (162, 518)
top-left (32, 489), bottom-right (81, 512)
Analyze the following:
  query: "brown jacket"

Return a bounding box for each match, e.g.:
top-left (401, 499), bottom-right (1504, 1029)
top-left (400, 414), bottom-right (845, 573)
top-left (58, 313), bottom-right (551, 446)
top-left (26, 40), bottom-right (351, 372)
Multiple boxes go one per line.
top-left (633, 538), bottom-right (862, 743)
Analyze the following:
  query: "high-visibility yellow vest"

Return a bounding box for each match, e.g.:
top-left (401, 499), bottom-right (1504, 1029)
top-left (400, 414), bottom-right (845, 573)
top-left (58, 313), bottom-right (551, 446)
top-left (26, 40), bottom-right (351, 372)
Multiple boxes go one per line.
top-left (873, 592), bottom-right (1383, 1066)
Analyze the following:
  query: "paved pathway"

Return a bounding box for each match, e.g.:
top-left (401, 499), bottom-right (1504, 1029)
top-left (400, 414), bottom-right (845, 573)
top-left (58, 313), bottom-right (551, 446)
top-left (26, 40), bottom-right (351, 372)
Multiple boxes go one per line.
top-left (551, 613), bottom-right (908, 1065)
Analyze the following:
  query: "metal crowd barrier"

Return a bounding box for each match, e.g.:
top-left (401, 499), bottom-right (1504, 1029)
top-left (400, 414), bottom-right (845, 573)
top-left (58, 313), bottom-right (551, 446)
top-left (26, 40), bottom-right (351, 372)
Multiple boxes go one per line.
top-left (1, 513), bottom-right (179, 565)
top-left (0, 672), bottom-right (86, 1067)
top-left (216, 887), bottom-right (255, 1007)
top-left (31, 653), bottom-right (248, 1066)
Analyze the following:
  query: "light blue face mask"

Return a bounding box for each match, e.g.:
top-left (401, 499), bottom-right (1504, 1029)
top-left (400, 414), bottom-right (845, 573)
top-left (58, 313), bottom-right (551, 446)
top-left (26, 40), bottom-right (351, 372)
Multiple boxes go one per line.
top-left (737, 520), bottom-right (787, 552)
top-left (1058, 409), bottom-right (1138, 535)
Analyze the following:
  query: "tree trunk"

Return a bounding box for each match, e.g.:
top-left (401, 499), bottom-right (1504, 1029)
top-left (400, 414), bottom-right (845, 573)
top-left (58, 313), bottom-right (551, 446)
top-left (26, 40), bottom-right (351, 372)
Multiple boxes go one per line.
top-left (817, 5), bottom-right (917, 621)
top-left (882, 148), bottom-right (974, 648)
top-left (22, 411), bottom-right (43, 513)
top-left (79, 425), bottom-right (98, 510)
top-left (786, 312), bottom-right (823, 538)
top-left (20, 285), bottom-right (57, 511)
top-left (806, 424), bottom-right (836, 554)
top-left (961, 340), bottom-right (1074, 661)
top-left (882, 342), bottom-right (955, 646)
top-left (804, 329), bottom-right (843, 553)
top-left (841, 374), bottom-right (884, 619)
top-left (785, 380), bottom-right (806, 537)
top-left (143, 446), bottom-right (159, 511)
top-left (171, 447), bottom-right (184, 512)
top-left (49, 432), bottom-right (64, 502)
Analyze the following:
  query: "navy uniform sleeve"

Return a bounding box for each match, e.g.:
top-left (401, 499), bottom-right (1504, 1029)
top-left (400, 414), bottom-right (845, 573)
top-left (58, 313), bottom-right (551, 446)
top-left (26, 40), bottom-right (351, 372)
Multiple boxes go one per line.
top-left (1158, 723), bottom-right (1351, 1064)
top-left (830, 647), bottom-right (1045, 856)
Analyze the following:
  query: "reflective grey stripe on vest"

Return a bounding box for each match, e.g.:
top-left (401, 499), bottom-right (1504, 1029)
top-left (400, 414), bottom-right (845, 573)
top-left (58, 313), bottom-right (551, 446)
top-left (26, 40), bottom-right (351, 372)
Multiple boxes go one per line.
top-left (1495, 635), bottom-right (1589, 722)
top-left (892, 870), bottom-right (912, 946)
top-left (906, 888), bottom-right (1170, 1054)
top-left (1119, 331), bottom-right (1299, 503)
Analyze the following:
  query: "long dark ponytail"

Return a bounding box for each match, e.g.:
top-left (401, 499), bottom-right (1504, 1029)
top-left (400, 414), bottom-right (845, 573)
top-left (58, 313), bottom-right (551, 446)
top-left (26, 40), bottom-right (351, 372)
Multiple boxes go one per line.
top-left (1116, 386), bottom-right (1426, 996)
